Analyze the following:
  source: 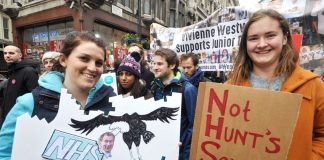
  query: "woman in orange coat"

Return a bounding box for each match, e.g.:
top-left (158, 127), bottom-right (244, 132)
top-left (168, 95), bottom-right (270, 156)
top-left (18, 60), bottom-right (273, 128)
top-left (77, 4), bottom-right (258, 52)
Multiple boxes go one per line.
top-left (228, 9), bottom-right (324, 160)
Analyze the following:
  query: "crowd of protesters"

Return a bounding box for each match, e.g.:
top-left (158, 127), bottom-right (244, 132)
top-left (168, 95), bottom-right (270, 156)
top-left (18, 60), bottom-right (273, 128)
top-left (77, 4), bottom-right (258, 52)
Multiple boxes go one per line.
top-left (0, 9), bottom-right (323, 160)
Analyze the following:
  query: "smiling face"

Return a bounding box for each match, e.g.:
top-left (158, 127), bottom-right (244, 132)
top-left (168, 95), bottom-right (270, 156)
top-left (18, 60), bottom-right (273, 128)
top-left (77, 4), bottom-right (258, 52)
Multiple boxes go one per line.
top-left (60, 41), bottom-right (105, 92)
top-left (246, 16), bottom-right (287, 72)
top-left (153, 55), bottom-right (175, 81)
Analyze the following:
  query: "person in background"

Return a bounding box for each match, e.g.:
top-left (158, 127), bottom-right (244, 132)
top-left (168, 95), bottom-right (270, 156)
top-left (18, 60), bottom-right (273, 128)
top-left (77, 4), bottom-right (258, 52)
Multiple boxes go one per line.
top-left (0, 78), bottom-right (8, 128)
top-left (40, 51), bottom-right (60, 78)
top-left (227, 9), bottom-right (324, 159)
top-left (180, 53), bottom-right (210, 89)
top-left (0, 31), bottom-right (116, 159)
top-left (117, 56), bottom-right (152, 99)
top-left (1, 45), bottom-right (38, 129)
top-left (128, 43), bottom-right (154, 90)
top-left (311, 0), bottom-right (324, 44)
top-left (141, 60), bottom-right (150, 71)
top-left (151, 48), bottom-right (197, 160)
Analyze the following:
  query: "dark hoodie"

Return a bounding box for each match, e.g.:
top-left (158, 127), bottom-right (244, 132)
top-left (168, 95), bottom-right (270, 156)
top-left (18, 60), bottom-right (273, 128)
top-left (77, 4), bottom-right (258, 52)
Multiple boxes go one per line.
top-left (1, 59), bottom-right (39, 128)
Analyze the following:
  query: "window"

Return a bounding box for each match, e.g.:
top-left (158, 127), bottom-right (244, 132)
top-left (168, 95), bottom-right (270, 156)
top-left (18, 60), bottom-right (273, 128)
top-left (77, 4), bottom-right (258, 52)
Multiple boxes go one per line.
top-left (156, 0), bottom-right (167, 21)
top-left (143, 0), bottom-right (151, 14)
top-left (156, 0), bottom-right (162, 20)
top-left (162, 0), bottom-right (166, 21)
top-left (170, 0), bottom-right (176, 9)
top-left (118, 0), bottom-right (131, 8)
top-left (23, 21), bottom-right (73, 54)
top-left (170, 0), bottom-right (176, 27)
top-left (3, 17), bottom-right (9, 39)
top-left (178, 3), bottom-right (185, 27)
top-left (170, 10), bottom-right (175, 27)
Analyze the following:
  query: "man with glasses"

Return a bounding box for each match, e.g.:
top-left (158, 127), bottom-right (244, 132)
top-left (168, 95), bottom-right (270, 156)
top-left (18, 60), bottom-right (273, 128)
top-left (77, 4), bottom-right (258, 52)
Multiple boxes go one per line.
top-left (1, 45), bottom-right (38, 128)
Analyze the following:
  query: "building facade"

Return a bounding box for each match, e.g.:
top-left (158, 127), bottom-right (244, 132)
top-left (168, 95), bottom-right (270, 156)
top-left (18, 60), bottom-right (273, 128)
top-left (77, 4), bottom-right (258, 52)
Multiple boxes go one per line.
top-left (0, 0), bottom-right (218, 73)
top-left (0, 0), bottom-right (13, 76)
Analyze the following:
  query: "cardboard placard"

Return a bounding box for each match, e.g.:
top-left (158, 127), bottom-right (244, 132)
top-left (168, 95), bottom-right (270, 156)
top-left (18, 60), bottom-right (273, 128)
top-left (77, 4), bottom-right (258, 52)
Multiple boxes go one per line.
top-left (190, 83), bottom-right (302, 160)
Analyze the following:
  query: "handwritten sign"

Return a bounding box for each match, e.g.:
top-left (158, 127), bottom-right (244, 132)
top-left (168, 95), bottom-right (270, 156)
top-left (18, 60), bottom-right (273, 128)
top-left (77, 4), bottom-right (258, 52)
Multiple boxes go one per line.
top-left (12, 89), bottom-right (182, 159)
top-left (190, 83), bottom-right (301, 160)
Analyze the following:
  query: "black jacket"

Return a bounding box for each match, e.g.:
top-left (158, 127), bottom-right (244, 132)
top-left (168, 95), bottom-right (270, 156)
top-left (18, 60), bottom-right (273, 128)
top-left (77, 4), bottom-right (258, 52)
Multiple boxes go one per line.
top-left (1, 60), bottom-right (39, 125)
top-left (141, 66), bottom-right (154, 90)
top-left (31, 85), bottom-right (116, 123)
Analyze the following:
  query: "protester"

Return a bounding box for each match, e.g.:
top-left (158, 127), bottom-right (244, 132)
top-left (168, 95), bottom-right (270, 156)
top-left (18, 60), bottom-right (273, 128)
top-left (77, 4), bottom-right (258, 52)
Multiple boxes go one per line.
top-left (0, 31), bottom-right (116, 159)
top-left (311, 0), bottom-right (324, 44)
top-left (128, 43), bottom-right (154, 90)
top-left (141, 60), bottom-right (150, 70)
top-left (40, 51), bottom-right (60, 78)
top-left (1, 45), bottom-right (38, 128)
top-left (117, 56), bottom-right (152, 99)
top-left (228, 9), bottom-right (324, 159)
top-left (0, 78), bottom-right (8, 128)
top-left (150, 48), bottom-right (197, 160)
top-left (180, 53), bottom-right (210, 88)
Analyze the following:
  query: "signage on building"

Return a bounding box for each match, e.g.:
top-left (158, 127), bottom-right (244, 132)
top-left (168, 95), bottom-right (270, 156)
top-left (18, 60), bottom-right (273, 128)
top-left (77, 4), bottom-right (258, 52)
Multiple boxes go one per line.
top-left (112, 5), bottom-right (123, 17)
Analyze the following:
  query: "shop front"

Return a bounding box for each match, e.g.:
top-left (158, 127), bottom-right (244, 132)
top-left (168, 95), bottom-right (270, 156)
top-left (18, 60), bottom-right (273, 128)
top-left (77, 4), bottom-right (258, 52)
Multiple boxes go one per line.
top-left (21, 20), bottom-right (74, 60)
top-left (93, 22), bottom-right (130, 68)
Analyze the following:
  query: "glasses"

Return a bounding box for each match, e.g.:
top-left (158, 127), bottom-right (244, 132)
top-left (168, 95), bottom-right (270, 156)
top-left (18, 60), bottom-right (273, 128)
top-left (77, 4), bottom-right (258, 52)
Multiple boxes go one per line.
top-left (4, 51), bottom-right (16, 55)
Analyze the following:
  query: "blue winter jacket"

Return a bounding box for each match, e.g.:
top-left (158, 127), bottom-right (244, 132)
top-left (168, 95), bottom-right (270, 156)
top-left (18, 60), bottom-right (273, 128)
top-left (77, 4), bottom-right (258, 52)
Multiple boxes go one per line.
top-left (186, 67), bottom-right (210, 89)
top-left (151, 71), bottom-right (198, 160)
top-left (0, 72), bottom-right (116, 160)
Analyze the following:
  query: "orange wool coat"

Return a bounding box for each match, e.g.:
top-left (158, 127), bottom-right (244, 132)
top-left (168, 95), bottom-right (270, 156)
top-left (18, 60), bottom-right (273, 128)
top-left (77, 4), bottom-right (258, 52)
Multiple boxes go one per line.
top-left (227, 66), bottom-right (324, 160)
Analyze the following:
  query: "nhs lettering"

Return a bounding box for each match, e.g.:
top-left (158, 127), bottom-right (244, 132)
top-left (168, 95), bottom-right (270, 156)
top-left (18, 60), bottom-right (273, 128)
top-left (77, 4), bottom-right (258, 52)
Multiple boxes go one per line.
top-left (42, 130), bottom-right (103, 160)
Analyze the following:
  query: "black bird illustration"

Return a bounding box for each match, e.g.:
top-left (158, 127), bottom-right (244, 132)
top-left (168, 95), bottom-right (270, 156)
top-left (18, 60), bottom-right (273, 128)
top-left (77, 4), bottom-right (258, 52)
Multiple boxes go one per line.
top-left (70, 107), bottom-right (179, 160)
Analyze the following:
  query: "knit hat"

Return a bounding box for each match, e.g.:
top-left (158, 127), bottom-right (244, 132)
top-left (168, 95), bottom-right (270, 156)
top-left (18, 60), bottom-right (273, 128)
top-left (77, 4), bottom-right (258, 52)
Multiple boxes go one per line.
top-left (117, 56), bottom-right (141, 78)
top-left (42, 51), bottom-right (60, 63)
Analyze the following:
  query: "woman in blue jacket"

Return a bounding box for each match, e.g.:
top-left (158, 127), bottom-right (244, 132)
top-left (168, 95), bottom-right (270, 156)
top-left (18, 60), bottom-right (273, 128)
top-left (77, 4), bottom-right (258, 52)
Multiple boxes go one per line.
top-left (0, 31), bottom-right (116, 159)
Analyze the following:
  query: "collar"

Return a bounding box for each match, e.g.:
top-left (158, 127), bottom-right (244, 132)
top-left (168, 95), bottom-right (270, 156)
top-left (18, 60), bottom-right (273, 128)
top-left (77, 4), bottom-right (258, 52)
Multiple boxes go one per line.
top-left (188, 68), bottom-right (203, 82)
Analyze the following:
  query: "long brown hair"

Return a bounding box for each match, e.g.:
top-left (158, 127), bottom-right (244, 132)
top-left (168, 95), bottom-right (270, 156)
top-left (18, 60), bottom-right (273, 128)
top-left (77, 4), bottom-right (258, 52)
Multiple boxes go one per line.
top-left (229, 9), bottom-right (297, 85)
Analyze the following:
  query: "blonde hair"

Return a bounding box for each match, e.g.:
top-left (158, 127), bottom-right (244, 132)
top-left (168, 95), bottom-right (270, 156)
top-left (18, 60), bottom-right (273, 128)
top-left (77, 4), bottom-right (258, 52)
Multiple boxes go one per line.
top-left (229, 9), bottom-right (297, 85)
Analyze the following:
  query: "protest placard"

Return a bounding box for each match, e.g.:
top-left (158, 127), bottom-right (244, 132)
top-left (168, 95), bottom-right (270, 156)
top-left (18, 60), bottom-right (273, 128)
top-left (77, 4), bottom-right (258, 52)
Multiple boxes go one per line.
top-left (190, 83), bottom-right (302, 160)
top-left (12, 89), bottom-right (182, 160)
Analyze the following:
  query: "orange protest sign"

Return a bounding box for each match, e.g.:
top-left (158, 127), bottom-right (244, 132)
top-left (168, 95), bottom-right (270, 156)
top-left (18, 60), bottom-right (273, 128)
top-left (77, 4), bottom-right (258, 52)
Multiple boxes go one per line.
top-left (191, 83), bottom-right (302, 160)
